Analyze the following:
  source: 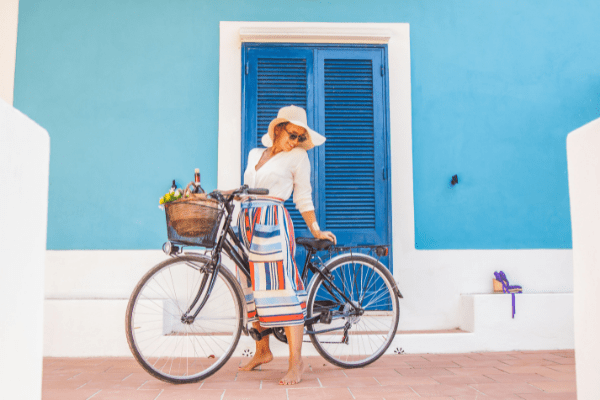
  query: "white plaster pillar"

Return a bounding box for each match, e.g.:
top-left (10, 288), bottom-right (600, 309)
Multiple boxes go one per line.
top-left (0, 0), bottom-right (19, 105)
top-left (567, 117), bottom-right (600, 400)
top-left (0, 99), bottom-right (50, 399)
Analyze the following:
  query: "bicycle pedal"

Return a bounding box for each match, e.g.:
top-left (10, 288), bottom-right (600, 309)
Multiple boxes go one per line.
top-left (319, 310), bottom-right (332, 324)
top-left (248, 328), bottom-right (262, 341)
top-left (249, 327), bottom-right (274, 341)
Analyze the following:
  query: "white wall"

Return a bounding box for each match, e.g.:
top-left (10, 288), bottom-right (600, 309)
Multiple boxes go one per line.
top-left (0, 99), bottom-right (50, 399)
top-left (44, 253), bottom-right (574, 357)
top-left (0, 0), bottom-right (19, 105)
top-left (567, 117), bottom-right (600, 400)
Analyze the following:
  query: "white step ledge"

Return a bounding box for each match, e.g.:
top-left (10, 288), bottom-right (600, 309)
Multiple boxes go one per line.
top-left (43, 293), bottom-right (573, 357)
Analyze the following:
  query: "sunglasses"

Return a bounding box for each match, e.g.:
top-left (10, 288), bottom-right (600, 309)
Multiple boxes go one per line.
top-left (285, 128), bottom-right (308, 143)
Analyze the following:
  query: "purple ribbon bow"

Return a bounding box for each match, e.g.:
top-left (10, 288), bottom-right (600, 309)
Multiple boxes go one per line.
top-left (494, 271), bottom-right (522, 319)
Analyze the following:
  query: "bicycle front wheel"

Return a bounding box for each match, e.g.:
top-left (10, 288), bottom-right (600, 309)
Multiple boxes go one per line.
top-left (306, 254), bottom-right (400, 368)
top-left (125, 255), bottom-right (243, 383)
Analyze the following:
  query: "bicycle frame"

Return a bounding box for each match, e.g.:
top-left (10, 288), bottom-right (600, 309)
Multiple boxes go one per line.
top-left (168, 189), bottom-right (390, 336)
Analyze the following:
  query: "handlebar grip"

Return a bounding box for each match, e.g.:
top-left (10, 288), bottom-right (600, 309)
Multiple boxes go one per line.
top-left (247, 188), bottom-right (269, 195)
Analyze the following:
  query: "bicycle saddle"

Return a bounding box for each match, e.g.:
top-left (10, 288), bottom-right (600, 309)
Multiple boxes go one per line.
top-left (296, 237), bottom-right (334, 252)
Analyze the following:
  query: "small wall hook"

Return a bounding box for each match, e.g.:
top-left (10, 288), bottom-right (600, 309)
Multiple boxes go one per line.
top-left (451, 175), bottom-right (458, 186)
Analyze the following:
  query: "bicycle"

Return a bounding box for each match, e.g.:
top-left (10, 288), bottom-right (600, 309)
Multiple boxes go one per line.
top-left (125, 185), bottom-right (403, 384)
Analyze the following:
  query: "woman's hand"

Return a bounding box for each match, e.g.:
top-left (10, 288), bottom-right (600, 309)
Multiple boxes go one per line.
top-left (301, 210), bottom-right (337, 244)
top-left (313, 229), bottom-right (337, 245)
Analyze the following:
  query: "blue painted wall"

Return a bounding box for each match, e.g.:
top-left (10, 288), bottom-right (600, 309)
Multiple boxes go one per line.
top-left (13, 0), bottom-right (600, 250)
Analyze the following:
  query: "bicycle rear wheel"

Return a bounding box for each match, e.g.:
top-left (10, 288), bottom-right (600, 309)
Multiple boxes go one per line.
top-left (306, 254), bottom-right (400, 368)
top-left (125, 255), bottom-right (243, 383)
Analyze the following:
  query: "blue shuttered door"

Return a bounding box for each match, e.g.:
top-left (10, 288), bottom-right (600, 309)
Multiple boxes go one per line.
top-left (243, 47), bottom-right (315, 232)
top-left (242, 44), bottom-right (390, 271)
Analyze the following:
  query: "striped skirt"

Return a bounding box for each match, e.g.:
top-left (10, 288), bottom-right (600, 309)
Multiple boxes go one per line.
top-left (236, 197), bottom-right (307, 328)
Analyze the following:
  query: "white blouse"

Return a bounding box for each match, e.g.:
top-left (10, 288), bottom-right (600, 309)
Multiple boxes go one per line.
top-left (243, 147), bottom-right (315, 213)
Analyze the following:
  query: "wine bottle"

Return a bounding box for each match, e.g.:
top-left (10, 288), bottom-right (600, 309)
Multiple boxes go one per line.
top-left (193, 168), bottom-right (205, 194)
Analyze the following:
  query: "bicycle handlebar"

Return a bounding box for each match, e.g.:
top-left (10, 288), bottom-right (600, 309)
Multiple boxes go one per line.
top-left (208, 185), bottom-right (270, 203)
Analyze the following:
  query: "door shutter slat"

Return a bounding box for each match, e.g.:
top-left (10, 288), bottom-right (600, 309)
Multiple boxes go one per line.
top-left (323, 59), bottom-right (376, 230)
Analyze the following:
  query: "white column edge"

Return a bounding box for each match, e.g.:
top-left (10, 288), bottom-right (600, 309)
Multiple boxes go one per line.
top-left (0, 0), bottom-right (19, 105)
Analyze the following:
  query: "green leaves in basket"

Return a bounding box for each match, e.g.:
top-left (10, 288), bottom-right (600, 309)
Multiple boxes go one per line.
top-left (159, 189), bottom-right (183, 206)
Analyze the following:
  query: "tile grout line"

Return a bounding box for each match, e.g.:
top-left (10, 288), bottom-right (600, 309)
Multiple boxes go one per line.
top-left (286, 388), bottom-right (289, 400)
top-left (317, 377), bottom-right (323, 387)
top-left (492, 366), bottom-right (509, 375)
top-left (408, 386), bottom-right (422, 397)
top-left (373, 377), bottom-right (382, 386)
top-left (67, 372), bottom-right (82, 380)
top-left (121, 373), bottom-right (133, 381)
top-left (86, 390), bottom-right (102, 400)
top-left (220, 389), bottom-right (226, 400)
top-left (525, 380), bottom-right (547, 391)
top-left (260, 380), bottom-right (263, 389)
top-left (467, 384), bottom-right (486, 396)
top-left (347, 387), bottom-right (356, 399)
top-left (446, 367), bottom-right (457, 376)
top-left (137, 380), bottom-right (149, 390)
top-left (497, 358), bottom-right (514, 367)
top-left (153, 389), bottom-right (164, 400)
top-left (75, 382), bottom-right (89, 390)
top-left (197, 381), bottom-right (204, 390)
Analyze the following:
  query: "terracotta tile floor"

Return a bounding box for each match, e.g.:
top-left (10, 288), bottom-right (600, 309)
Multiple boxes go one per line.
top-left (42, 350), bottom-right (576, 400)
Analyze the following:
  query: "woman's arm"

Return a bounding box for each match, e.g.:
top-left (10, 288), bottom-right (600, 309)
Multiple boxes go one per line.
top-left (301, 210), bottom-right (337, 244)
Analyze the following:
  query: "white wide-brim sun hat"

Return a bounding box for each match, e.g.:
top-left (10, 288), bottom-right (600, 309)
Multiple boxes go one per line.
top-left (261, 105), bottom-right (326, 150)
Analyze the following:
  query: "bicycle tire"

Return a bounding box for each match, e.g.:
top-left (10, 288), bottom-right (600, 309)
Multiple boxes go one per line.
top-left (306, 253), bottom-right (400, 368)
top-left (125, 255), bottom-right (244, 383)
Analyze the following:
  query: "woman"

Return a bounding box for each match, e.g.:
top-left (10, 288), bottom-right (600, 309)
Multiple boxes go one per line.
top-left (237, 105), bottom-right (336, 385)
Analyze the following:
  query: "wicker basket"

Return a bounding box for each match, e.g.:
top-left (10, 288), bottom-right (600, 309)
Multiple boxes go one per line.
top-left (164, 195), bottom-right (223, 247)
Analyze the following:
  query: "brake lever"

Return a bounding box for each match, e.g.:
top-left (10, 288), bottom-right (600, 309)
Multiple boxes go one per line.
top-left (208, 190), bottom-right (224, 202)
top-left (231, 184), bottom-right (249, 200)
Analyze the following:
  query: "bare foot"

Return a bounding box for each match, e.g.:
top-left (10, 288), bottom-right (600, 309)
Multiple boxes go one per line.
top-left (279, 358), bottom-right (304, 385)
top-left (238, 351), bottom-right (273, 371)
